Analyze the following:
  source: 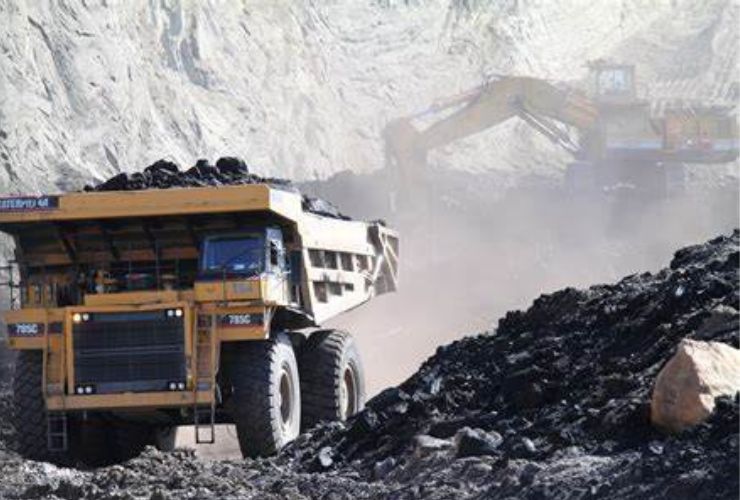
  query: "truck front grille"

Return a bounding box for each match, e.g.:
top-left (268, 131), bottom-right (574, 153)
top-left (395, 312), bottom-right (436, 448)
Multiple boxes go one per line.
top-left (72, 310), bottom-right (186, 394)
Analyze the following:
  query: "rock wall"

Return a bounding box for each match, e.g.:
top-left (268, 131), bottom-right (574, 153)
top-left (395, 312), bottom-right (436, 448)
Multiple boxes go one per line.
top-left (1, 0), bottom-right (737, 194)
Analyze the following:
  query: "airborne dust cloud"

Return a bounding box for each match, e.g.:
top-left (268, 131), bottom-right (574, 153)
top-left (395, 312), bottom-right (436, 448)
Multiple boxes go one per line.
top-left (308, 165), bottom-right (739, 395)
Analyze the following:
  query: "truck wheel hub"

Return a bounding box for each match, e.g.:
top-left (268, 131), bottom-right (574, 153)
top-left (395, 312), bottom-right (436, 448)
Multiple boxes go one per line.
top-left (279, 365), bottom-right (294, 429)
top-left (340, 366), bottom-right (357, 420)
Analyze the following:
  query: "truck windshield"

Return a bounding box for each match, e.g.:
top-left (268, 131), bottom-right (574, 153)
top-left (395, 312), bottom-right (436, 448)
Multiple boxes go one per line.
top-left (202, 235), bottom-right (264, 275)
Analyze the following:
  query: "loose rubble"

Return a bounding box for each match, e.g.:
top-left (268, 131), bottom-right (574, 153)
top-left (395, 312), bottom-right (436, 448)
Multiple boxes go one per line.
top-left (0, 231), bottom-right (737, 499)
top-left (284, 230), bottom-right (740, 497)
top-left (83, 157), bottom-right (351, 220)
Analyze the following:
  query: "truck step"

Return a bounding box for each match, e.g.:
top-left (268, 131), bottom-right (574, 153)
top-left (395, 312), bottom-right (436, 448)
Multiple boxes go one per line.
top-left (194, 406), bottom-right (215, 444)
top-left (47, 412), bottom-right (68, 452)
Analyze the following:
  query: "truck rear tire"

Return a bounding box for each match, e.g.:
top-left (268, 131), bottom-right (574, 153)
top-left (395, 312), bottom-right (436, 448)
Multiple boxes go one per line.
top-left (299, 330), bottom-right (365, 431)
top-left (12, 351), bottom-right (51, 461)
top-left (74, 416), bottom-right (121, 466)
top-left (153, 426), bottom-right (178, 451)
top-left (113, 422), bottom-right (154, 462)
top-left (112, 423), bottom-right (177, 462)
top-left (228, 334), bottom-right (301, 458)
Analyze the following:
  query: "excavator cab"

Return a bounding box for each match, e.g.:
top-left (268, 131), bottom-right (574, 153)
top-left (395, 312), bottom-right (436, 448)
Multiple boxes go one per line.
top-left (589, 62), bottom-right (637, 104)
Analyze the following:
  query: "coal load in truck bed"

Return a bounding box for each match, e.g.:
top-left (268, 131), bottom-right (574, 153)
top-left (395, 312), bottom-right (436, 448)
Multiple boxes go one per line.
top-left (83, 157), bottom-right (350, 220)
top-left (286, 230), bottom-right (739, 499)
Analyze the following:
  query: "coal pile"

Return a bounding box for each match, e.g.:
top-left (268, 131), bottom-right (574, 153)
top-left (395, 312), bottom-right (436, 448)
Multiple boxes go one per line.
top-left (83, 157), bottom-right (350, 220)
top-left (285, 230), bottom-right (739, 499)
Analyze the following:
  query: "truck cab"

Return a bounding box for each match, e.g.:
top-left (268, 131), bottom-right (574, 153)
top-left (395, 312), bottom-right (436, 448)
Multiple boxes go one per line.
top-left (195, 227), bottom-right (291, 306)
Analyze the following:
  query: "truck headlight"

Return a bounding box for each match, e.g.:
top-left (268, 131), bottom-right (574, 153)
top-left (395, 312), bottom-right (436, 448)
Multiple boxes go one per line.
top-left (73, 313), bottom-right (90, 323)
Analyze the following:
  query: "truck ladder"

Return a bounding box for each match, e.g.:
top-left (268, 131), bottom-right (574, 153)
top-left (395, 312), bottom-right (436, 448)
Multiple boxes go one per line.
top-left (193, 313), bottom-right (217, 444)
top-left (47, 412), bottom-right (68, 452)
top-left (43, 309), bottom-right (68, 452)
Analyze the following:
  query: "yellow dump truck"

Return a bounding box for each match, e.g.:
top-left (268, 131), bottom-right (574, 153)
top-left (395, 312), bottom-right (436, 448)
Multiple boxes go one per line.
top-left (0, 183), bottom-right (398, 463)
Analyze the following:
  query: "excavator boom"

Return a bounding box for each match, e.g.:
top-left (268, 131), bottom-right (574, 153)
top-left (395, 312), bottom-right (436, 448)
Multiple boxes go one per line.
top-left (385, 66), bottom-right (738, 185)
top-left (385, 76), bottom-right (598, 176)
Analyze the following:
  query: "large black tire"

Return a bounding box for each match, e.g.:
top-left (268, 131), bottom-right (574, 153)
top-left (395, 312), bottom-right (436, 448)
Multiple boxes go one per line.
top-left (228, 333), bottom-right (301, 458)
top-left (153, 426), bottom-right (178, 452)
top-left (112, 423), bottom-right (176, 462)
top-left (12, 351), bottom-right (51, 461)
top-left (298, 330), bottom-right (365, 431)
top-left (113, 422), bottom-right (153, 462)
top-left (74, 416), bottom-right (118, 466)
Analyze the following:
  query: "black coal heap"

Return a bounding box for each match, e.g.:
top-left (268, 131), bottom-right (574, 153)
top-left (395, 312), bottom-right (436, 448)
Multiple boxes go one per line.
top-left (84, 157), bottom-right (350, 220)
top-left (287, 230), bottom-right (739, 499)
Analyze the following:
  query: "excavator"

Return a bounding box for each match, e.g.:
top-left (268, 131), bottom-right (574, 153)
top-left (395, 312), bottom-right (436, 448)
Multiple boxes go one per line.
top-left (384, 61), bottom-right (738, 198)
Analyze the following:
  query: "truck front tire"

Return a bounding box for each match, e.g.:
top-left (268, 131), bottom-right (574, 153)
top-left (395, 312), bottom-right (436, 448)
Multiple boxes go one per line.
top-left (12, 351), bottom-right (50, 461)
top-left (299, 330), bottom-right (366, 431)
top-left (228, 333), bottom-right (301, 458)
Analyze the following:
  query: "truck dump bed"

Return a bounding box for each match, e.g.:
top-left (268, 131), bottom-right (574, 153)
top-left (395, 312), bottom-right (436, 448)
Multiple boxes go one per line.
top-left (0, 183), bottom-right (398, 325)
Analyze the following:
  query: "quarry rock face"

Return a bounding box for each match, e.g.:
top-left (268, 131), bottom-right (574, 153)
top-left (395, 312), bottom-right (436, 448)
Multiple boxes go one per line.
top-left (651, 338), bottom-right (740, 432)
top-left (1, 1), bottom-right (737, 194)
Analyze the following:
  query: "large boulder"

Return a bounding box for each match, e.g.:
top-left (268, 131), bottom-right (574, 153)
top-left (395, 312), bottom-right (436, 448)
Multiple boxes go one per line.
top-left (651, 338), bottom-right (740, 432)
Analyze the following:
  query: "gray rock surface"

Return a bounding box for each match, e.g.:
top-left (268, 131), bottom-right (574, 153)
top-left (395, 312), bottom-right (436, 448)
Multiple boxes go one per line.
top-left (1, 1), bottom-right (737, 195)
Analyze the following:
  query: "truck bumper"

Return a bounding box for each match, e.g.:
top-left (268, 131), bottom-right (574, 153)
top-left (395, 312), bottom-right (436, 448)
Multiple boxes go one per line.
top-left (46, 390), bottom-right (214, 411)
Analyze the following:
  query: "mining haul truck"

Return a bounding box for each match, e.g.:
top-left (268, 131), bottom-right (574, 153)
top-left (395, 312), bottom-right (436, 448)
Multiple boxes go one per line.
top-left (0, 183), bottom-right (398, 463)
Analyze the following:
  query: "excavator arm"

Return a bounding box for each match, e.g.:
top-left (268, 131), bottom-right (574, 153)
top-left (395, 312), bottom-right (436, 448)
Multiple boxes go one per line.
top-left (384, 76), bottom-right (598, 178)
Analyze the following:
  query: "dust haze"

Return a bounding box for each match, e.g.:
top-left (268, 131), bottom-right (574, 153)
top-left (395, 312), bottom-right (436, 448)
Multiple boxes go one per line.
top-left (308, 165), bottom-right (739, 396)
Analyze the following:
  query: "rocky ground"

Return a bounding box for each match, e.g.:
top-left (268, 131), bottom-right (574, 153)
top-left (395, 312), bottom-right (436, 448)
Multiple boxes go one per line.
top-left (284, 230), bottom-right (739, 499)
top-left (0, 232), bottom-right (737, 499)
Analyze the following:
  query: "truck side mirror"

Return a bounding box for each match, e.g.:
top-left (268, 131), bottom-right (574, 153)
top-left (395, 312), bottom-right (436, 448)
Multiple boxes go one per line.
top-left (269, 241), bottom-right (280, 267)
